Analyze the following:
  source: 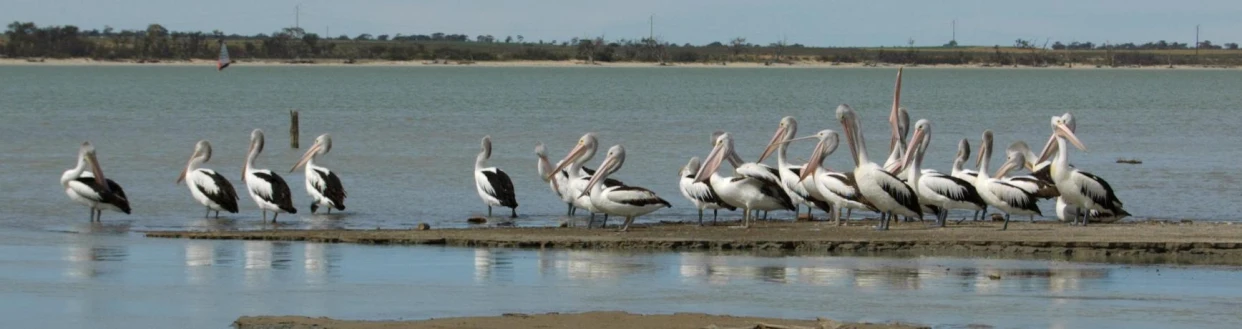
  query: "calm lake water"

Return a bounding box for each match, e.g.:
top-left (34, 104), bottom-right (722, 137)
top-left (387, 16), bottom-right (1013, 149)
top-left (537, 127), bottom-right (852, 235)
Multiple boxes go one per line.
top-left (2, 66), bottom-right (1242, 328)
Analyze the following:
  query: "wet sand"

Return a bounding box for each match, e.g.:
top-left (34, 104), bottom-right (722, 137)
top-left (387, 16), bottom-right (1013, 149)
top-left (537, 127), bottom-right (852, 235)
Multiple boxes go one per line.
top-left (145, 220), bottom-right (1242, 263)
top-left (232, 311), bottom-right (928, 329)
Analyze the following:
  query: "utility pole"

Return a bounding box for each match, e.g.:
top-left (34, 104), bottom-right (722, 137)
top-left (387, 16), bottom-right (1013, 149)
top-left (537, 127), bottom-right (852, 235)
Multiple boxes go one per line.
top-left (295, 4), bottom-right (301, 29)
top-left (1195, 24), bottom-right (1200, 55)
top-left (952, 19), bottom-right (956, 44)
top-left (649, 14), bottom-right (654, 41)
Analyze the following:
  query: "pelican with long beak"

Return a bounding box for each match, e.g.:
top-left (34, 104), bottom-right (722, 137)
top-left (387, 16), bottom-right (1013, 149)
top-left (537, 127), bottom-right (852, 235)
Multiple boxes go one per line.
top-left (830, 104), bottom-right (921, 230)
top-left (796, 130), bottom-right (871, 226)
top-left (579, 145), bottom-right (671, 231)
top-left (177, 140), bottom-right (239, 218)
top-left (291, 134), bottom-right (346, 214)
top-left (892, 120), bottom-right (985, 227)
top-left (757, 116), bottom-right (832, 220)
top-left (678, 156), bottom-right (736, 225)
top-left (974, 130), bottom-right (1041, 230)
top-left (473, 135), bottom-right (518, 218)
top-left (546, 133), bottom-right (625, 224)
top-left (1037, 113), bottom-right (1128, 225)
top-left (61, 141), bottom-right (131, 222)
top-left (243, 129), bottom-right (297, 222)
top-left (696, 132), bottom-right (795, 228)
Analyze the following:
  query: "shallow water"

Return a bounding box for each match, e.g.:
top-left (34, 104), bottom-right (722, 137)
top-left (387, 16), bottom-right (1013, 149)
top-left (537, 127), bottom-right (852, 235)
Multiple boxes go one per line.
top-left (1, 228), bottom-right (1239, 329)
top-left (2, 66), bottom-right (1241, 231)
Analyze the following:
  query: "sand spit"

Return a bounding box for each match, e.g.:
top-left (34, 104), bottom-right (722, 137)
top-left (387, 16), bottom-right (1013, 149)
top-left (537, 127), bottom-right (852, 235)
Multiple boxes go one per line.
top-left (145, 220), bottom-right (1242, 264)
top-left (232, 311), bottom-right (929, 329)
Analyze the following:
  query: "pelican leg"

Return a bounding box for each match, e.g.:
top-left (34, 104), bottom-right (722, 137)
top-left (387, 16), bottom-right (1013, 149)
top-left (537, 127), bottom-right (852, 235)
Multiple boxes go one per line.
top-left (1002, 213), bottom-right (1011, 231)
top-left (262, 210), bottom-right (267, 222)
top-left (833, 207), bottom-right (841, 226)
top-left (846, 208), bottom-right (852, 222)
top-left (712, 209), bottom-right (719, 225)
top-left (510, 208), bottom-right (517, 218)
top-left (763, 211), bottom-right (769, 221)
top-left (327, 208), bottom-right (331, 214)
top-left (698, 209), bottom-right (704, 226)
top-left (1030, 214), bottom-right (1035, 222)
top-left (89, 208), bottom-right (95, 222)
top-left (601, 215), bottom-right (608, 229)
top-left (96, 209), bottom-right (103, 222)
top-left (205, 207), bottom-right (210, 218)
top-left (272, 212), bottom-right (279, 223)
top-left (937, 209), bottom-right (948, 228)
top-left (487, 206), bottom-right (493, 217)
top-left (1081, 209), bottom-right (1090, 227)
top-left (214, 211), bottom-right (220, 219)
top-left (618, 216), bottom-right (634, 232)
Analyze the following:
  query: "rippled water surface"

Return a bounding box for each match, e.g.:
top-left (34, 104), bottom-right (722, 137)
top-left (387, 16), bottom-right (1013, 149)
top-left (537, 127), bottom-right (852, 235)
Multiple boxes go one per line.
top-left (2, 66), bottom-right (1242, 328)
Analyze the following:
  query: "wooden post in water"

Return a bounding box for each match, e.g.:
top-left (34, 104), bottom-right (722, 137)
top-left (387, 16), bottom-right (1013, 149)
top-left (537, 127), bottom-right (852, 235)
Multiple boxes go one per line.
top-left (290, 110), bottom-right (300, 149)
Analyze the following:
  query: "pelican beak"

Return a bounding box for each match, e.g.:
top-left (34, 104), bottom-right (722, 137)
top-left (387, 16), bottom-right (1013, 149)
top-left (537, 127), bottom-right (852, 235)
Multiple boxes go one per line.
top-left (995, 157), bottom-right (1019, 178)
top-left (290, 141), bottom-right (322, 173)
top-left (1036, 134), bottom-right (1058, 164)
top-left (243, 138), bottom-right (255, 182)
top-left (757, 125), bottom-right (789, 163)
top-left (579, 153), bottom-right (618, 199)
top-left (86, 152), bottom-right (109, 192)
top-left (694, 142), bottom-right (726, 184)
top-left (841, 115), bottom-right (860, 166)
top-left (548, 142), bottom-right (588, 181)
top-left (894, 127), bottom-right (926, 174)
top-left (888, 67), bottom-right (903, 151)
top-left (799, 143), bottom-right (824, 182)
top-left (1056, 122), bottom-right (1087, 151)
top-left (975, 140), bottom-right (985, 168)
top-left (177, 149), bottom-right (196, 184)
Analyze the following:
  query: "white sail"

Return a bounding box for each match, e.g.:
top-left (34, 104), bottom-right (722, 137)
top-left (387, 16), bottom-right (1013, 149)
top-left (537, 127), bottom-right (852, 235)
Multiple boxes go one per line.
top-left (217, 42), bottom-right (231, 71)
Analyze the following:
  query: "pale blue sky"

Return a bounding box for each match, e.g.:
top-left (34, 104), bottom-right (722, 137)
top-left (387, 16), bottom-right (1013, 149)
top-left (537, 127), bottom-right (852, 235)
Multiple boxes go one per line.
top-left (4, 0), bottom-right (1240, 46)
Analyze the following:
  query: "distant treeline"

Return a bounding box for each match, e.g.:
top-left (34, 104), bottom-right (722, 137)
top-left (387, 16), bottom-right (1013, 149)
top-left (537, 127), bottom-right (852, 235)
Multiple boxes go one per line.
top-left (5, 21), bottom-right (1242, 67)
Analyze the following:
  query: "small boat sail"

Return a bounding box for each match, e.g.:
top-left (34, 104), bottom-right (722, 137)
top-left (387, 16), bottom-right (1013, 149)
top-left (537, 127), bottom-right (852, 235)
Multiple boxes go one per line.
top-left (217, 40), bottom-right (231, 71)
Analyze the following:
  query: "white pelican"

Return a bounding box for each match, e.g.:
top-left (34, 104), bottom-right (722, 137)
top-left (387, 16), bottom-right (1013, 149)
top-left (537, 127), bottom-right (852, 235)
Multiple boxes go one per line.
top-left (1036, 114), bottom-right (1129, 225)
top-left (797, 130), bottom-right (872, 225)
top-left (893, 120), bottom-right (985, 227)
top-left (758, 116), bottom-right (832, 220)
top-left (473, 135), bottom-right (518, 218)
top-left (61, 142), bottom-right (131, 222)
top-left (709, 130), bottom-right (785, 221)
top-left (695, 132), bottom-right (795, 228)
top-left (547, 133), bottom-right (625, 224)
top-left (950, 138), bottom-right (986, 222)
top-left (1056, 197), bottom-right (1123, 223)
top-left (973, 130), bottom-right (1040, 230)
top-left (678, 156), bottom-right (736, 225)
top-left (242, 129), bottom-right (297, 222)
top-left (1001, 141), bottom-right (1060, 200)
top-left (580, 145), bottom-right (671, 231)
top-left (290, 134), bottom-right (346, 214)
top-left (535, 141), bottom-right (598, 216)
top-left (829, 104), bottom-right (921, 231)
top-left (881, 68), bottom-right (911, 178)
top-left (176, 140), bottom-right (240, 218)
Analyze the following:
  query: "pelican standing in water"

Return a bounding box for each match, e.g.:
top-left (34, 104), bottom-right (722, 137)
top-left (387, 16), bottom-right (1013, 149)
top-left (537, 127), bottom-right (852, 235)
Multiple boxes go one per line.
top-left (580, 145), bottom-right (671, 231)
top-left (61, 142), bottom-right (131, 222)
top-left (177, 140), bottom-right (239, 218)
top-left (291, 134), bottom-right (346, 214)
top-left (758, 116), bottom-right (832, 220)
top-left (474, 135), bottom-right (518, 218)
top-left (1037, 114), bottom-right (1129, 225)
top-left (831, 104), bottom-right (922, 230)
top-left (974, 130), bottom-right (1041, 230)
top-left (243, 129), bottom-right (297, 222)
top-left (678, 156), bottom-right (735, 225)
top-left (695, 132), bottom-right (795, 228)
top-left (547, 133), bottom-right (625, 224)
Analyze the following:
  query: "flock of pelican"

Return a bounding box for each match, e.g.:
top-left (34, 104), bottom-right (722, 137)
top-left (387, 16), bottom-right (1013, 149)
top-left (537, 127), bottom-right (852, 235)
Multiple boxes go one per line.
top-left (61, 130), bottom-right (346, 223)
top-left (62, 69), bottom-right (1128, 232)
top-left (498, 68), bottom-right (1130, 231)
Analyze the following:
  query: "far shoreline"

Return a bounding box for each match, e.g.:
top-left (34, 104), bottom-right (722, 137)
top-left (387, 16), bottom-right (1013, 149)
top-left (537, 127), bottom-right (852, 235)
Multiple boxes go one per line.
top-left (2, 57), bottom-right (1240, 70)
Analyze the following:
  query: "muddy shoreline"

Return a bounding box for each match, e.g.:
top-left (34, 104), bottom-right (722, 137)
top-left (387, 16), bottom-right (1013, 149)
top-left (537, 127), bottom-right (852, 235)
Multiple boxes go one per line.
top-left (144, 220), bottom-right (1242, 264)
top-left (232, 311), bottom-right (928, 329)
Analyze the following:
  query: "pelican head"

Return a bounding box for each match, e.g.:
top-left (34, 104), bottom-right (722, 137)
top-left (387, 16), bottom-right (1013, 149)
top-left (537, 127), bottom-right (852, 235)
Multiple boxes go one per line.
top-left (249, 129), bottom-right (265, 153)
top-left (177, 140), bottom-right (212, 184)
top-left (836, 104), bottom-right (862, 166)
top-left (79, 141), bottom-right (107, 189)
top-left (480, 135), bottom-right (493, 159)
top-left (976, 130), bottom-right (994, 168)
top-left (534, 141), bottom-right (547, 158)
top-left (694, 133), bottom-right (734, 184)
top-left (996, 141), bottom-right (1033, 177)
top-left (758, 116), bottom-right (798, 163)
top-left (1037, 114), bottom-right (1087, 163)
top-left (547, 132), bottom-right (598, 180)
top-left (797, 130), bottom-right (841, 182)
top-left (680, 156), bottom-right (701, 178)
top-left (290, 134), bottom-right (332, 173)
top-left (957, 138), bottom-right (971, 163)
top-left (894, 119), bottom-right (932, 173)
top-left (580, 145), bottom-right (626, 198)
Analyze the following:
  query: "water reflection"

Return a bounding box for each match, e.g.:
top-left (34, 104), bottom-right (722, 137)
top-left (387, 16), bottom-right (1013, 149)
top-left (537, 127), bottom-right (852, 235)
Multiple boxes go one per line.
top-left (184, 240), bottom-right (213, 285)
top-left (473, 248), bottom-right (514, 282)
top-left (62, 231), bottom-right (128, 279)
top-left (304, 243), bottom-right (331, 285)
top-left (557, 251), bottom-right (651, 281)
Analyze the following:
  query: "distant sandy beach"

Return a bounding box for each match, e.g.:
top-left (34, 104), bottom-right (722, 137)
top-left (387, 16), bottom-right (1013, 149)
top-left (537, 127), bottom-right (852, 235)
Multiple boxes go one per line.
top-left (1, 57), bottom-right (1238, 70)
top-left (232, 311), bottom-right (930, 329)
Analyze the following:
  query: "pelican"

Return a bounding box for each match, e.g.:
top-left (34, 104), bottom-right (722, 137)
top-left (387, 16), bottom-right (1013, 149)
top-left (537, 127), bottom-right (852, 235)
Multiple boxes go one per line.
top-left (473, 135), bottom-right (518, 218)
top-left (696, 132), bottom-right (795, 228)
top-left (580, 145), bottom-right (671, 231)
top-left (950, 138), bottom-right (986, 222)
top-left (1056, 197), bottom-right (1123, 223)
top-left (797, 130), bottom-right (871, 226)
top-left (291, 134), bottom-right (346, 214)
top-left (176, 140), bottom-right (239, 218)
top-left (242, 129), bottom-right (297, 222)
top-left (828, 104), bottom-right (921, 231)
top-left (547, 133), bottom-right (625, 225)
top-left (61, 142), bottom-right (131, 222)
top-left (535, 141), bottom-right (597, 216)
top-left (1001, 141), bottom-right (1060, 200)
top-left (881, 68), bottom-right (911, 178)
top-left (758, 116), bottom-right (832, 220)
top-left (1036, 114), bottom-right (1129, 225)
top-left (893, 120), bottom-right (985, 227)
top-left (710, 130), bottom-right (785, 220)
top-left (974, 130), bottom-right (1040, 230)
top-left (679, 157), bottom-right (736, 225)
